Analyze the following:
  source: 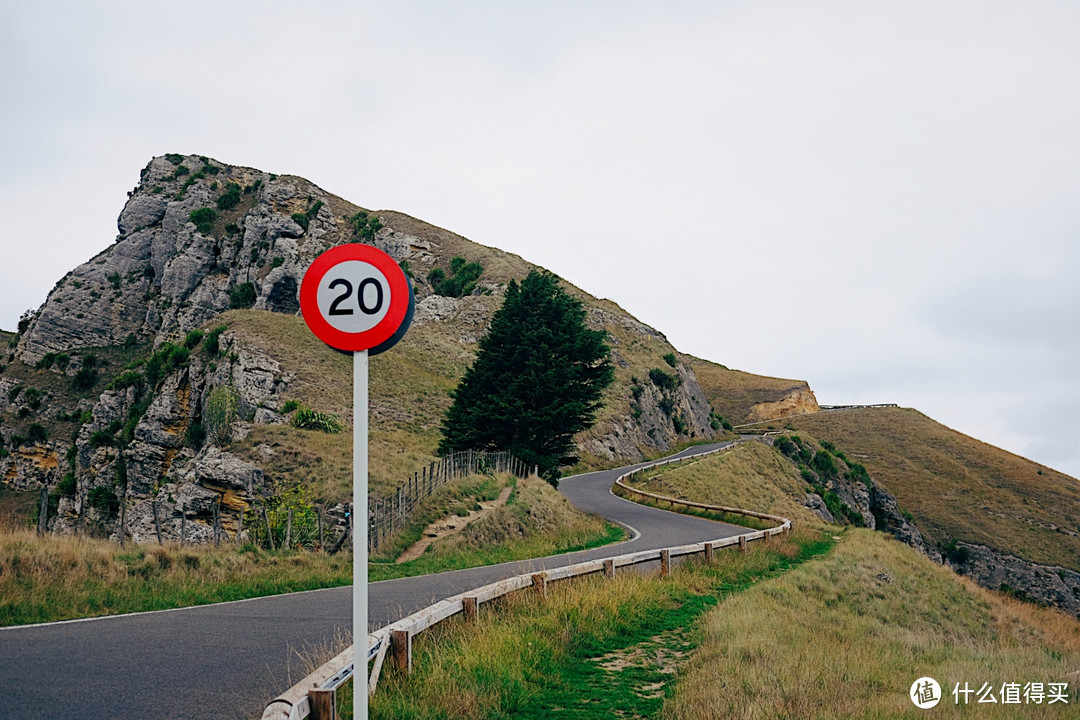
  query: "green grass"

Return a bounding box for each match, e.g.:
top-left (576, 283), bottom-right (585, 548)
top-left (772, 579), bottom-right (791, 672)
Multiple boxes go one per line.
top-left (367, 531), bottom-right (834, 719)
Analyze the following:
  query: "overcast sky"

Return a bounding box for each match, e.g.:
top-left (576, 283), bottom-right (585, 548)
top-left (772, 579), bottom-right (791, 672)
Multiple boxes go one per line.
top-left (2, 1), bottom-right (1078, 479)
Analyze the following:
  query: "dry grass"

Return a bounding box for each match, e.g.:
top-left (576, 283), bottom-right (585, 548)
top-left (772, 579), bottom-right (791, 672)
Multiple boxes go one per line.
top-left (370, 531), bottom-right (831, 719)
top-left (664, 528), bottom-right (1080, 719)
top-left (630, 441), bottom-right (828, 529)
top-left (782, 407), bottom-right (1080, 571)
top-left (686, 356), bottom-right (812, 425)
top-left (222, 309), bottom-right (472, 499)
top-left (0, 529), bottom-right (351, 626)
top-left (369, 474), bottom-right (624, 581)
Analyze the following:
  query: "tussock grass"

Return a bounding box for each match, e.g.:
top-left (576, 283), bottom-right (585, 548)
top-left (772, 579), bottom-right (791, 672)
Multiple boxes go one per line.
top-left (628, 441), bottom-right (828, 529)
top-left (785, 407), bottom-right (1080, 571)
top-left (368, 531), bottom-right (833, 719)
top-left (370, 475), bottom-right (624, 581)
top-left (663, 528), bottom-right (1080, 718)
top-left (0, 530), bottom-right (351, 626)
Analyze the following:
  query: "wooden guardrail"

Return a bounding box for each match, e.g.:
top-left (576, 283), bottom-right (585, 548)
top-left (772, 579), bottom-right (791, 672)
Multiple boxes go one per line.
top-left (261, 443), bottom-right (791, 720)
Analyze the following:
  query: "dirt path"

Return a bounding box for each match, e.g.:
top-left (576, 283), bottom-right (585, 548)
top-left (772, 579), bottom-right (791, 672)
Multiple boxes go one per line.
top-left (396, 485), bottom-right (514, 564)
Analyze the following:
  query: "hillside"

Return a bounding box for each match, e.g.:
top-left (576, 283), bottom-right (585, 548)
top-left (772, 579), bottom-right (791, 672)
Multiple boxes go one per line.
top-left (0, 154), bottom-right (724, 544)
top-left (685, 355), bottom-right (819, 425)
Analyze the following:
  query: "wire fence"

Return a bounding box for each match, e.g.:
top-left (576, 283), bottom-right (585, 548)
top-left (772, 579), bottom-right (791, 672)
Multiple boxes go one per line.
top-left (368, 450), bottom-right (530, 552)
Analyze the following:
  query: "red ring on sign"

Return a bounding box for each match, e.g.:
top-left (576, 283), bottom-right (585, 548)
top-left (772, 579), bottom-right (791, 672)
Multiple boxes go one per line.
top-left (299, 244), bottom-right (410, 352)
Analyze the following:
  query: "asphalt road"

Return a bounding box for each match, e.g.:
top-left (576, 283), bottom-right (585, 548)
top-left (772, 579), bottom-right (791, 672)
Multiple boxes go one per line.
top-left (0, 441), bottom-right (742, 720)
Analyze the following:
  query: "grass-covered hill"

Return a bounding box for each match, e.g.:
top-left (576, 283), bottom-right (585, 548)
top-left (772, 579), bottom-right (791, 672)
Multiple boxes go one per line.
top-left (782, 407), bottom-right (1080, 573)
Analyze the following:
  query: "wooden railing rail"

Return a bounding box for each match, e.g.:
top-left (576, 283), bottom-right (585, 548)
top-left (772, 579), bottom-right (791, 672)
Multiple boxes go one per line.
top-left (261, 442), bottom-right (791, 720)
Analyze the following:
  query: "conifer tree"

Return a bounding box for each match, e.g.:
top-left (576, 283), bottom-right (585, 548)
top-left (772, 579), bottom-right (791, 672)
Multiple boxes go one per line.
top-left (438, 270), bottom-right (614, 484)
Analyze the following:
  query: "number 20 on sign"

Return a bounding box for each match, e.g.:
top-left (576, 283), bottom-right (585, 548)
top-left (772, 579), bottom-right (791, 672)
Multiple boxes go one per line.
top-left (300, 243), bottom-right (412, 720)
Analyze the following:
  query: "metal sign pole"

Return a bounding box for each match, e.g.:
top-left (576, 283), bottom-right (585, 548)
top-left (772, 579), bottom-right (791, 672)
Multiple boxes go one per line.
top-left (354, 348), bottom-right (369, 720)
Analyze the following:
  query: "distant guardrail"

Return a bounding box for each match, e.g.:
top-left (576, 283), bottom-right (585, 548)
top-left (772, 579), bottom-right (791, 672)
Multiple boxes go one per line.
top-left (261, 444), bottom-right (791, 720)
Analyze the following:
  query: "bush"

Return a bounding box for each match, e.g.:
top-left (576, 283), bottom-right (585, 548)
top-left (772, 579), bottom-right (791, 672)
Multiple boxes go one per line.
top-left (183, 330), bottom-right (204, 350)
top-left (204, 325), bottom-right (227, 357)
top-left (27, 423), bottom-right (48, 444)
top-left (189, 208), bottom-right (217, 234)
top-left (229, 282), bottom-right (256, 309)
top-left (270, 256), bottom-right (285, 269)
top-left (216, 183), bottom-right (241, 210)
top-left (23, 387), bottom-right (43, 410)
top-left (205, 386), bottom-right (239, 444)
top-left (648, 368), bottom-right (680, 392)
top-left (107, 371), bottom-right (143, 391)
top-left (280, 399), bottom-right (300, 413)
top-left (290, 213), bottom-right (309, 232)
top-left (291, 405), bottom-right (344, 434)
top-left (185, 422), bottom-right (206, 449)
top-left (72, 367), bottom-right (98, 392)
top-left (662, 352), bottom-right (677, 368)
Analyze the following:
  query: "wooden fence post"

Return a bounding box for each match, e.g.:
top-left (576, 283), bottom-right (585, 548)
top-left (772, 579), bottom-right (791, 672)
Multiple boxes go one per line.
top-left (463, 596), bottom-right (479, 622)
top-left (604, 558), bottom-right (615, 580)
top-left (284, 508), bottom-right (293, 550)
top-left (739, 535), bottom-right (747, 554)
top-left (704, 542), bottom-right (714, 563)
top-left (660, 550), bottom-right (670, 578)
top-left (531, 573), bottom-right (548, 598)
top-left (391, 630), bottom-right (413, 674)
top-left (37, 487), bottom-right (48, 536)
top-left (152, 500), bottom-right (163, 544)
top-left (263, 506), bottom-right (275, 550)
top-left (309, 688), bottom-right (336, 720)
top-left (213, 503), bottom-right (221, 546)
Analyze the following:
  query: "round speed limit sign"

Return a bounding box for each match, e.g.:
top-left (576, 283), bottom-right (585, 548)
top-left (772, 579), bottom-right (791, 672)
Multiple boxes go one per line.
top-left (299, 244), bottom-right (412, 353)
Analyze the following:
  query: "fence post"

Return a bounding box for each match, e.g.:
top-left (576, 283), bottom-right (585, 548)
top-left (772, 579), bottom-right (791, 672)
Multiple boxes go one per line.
top-left (37, 487), bottom-right (48, 535)
top-left (738, 535), bottom-right (747, 554)
top-left (704, 542), bottom-right (714, 562)
top-left (309, 688), bottom-right (336, 720)
top-left (660, 550), bottom-right (670, 578)
top-left (531, 573), bottom-right (548, 598)
top-left (463, 596), bottom-right (479, 622)
top-left (152, 500), bottom-right (163, 544)
top-left (604, 558), bottom-right (615, 580)
top-left (391, 630), bottom-right (413, 674)
top-left (263, 506), bottom-right (275, 550)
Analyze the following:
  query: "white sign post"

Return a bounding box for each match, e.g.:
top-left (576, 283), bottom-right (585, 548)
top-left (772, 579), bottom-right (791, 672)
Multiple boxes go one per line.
top-left (300, 243), bottom-right (412, 720)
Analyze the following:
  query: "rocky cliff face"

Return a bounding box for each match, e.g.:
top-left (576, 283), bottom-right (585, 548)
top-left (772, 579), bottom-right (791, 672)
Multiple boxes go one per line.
top-left (1, 154), bottom-right (722, 543)
top-left (745, 384), bottom-right (820, 423)
top-left (947, 542), bottom-right (1080, 617)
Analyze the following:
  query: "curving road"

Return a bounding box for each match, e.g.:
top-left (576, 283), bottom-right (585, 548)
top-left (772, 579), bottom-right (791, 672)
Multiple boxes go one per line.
top-left (0, 441), bottom-right (742, 720)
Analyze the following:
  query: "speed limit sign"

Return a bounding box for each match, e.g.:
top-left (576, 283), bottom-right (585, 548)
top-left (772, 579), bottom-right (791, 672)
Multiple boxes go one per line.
top-left (299, 243), bottom-right (412, 353)
top-left (298, 242), bottom-right (412, 720)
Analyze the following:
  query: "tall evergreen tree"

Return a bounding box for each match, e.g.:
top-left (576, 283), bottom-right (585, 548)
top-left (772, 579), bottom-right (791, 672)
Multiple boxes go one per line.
top-left (438, 270), bottom-right (614, 484)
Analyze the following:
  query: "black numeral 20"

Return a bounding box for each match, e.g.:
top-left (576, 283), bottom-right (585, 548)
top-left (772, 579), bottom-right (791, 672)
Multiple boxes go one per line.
top-left (328, 278), bottom-right (384, 316)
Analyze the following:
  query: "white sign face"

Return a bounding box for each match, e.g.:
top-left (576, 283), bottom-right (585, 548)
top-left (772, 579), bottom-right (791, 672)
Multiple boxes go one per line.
top-left (315, 260), bottom-right (392, 334)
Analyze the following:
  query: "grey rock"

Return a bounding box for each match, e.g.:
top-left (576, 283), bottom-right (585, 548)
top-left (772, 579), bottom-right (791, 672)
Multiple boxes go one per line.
top-left (118, 195), bottom-right (168, 236)
top-left (801, 493), bottom-right (835, 524)
top-left (950, 541), bottom-right (1080, 617)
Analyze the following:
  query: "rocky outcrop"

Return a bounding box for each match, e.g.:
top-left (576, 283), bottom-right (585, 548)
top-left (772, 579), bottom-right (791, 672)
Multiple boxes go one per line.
top-left (948, 542), bottom-right (1080, 617)
top-left (746, 384), bottom-right (819, 423)
top-left (2, 153), bottom-right (725, 544)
